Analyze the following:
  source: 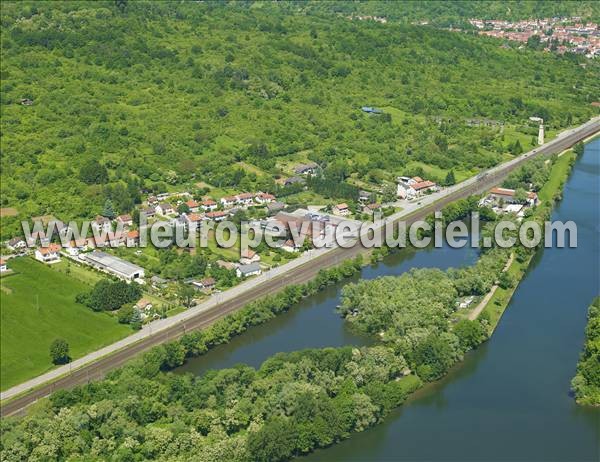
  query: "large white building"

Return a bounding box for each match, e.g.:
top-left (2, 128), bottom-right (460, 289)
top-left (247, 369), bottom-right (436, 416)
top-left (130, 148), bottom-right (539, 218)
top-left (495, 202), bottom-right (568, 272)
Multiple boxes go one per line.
top-left (82, 251), bottom-right (145, 282)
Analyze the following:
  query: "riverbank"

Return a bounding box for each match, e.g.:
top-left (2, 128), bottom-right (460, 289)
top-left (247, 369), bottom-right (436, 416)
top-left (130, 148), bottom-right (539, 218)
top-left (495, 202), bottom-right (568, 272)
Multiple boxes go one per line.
top-left (571, 297), bottom-right (600, 406)
top-left (480, 149), bottom-right (577, 331)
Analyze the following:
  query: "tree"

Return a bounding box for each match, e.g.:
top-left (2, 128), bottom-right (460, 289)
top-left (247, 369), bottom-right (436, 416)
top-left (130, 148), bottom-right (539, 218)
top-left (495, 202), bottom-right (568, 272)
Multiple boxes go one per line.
top-left (50, 338), bottom-right (70, 364)
top-left (514, 188), bottom-right (528, 204)
top-left (574, 142), bottom-right (585, 157)
top-left (381, 183), bottom-right (397, 203)
top-left (130, 307), bottom-right (143, 330)
top-left (79, 159), bottom-right (108, 185)
top-left (179, 284), bottom-right (196, 308)
top-left (444, 170), bottom-right (456, 186)
top-left (81, 279), bottom-right (142, 311)
top-left (102, 199), bottom-right (116, 219)
top-left (118, 304), bottom-right (134, 324)
top-left (177, 203), bottom-right (190, 215)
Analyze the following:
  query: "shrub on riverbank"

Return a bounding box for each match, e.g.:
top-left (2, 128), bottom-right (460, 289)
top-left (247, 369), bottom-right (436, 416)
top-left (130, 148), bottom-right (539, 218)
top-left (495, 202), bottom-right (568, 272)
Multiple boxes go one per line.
top-left (571, 297), bottom-right (600, 406)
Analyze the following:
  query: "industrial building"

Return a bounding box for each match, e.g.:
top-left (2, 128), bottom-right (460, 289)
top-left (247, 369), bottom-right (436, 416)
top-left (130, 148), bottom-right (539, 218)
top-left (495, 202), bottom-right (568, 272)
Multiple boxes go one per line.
top-left (82, 251), bottom-right (145, 282)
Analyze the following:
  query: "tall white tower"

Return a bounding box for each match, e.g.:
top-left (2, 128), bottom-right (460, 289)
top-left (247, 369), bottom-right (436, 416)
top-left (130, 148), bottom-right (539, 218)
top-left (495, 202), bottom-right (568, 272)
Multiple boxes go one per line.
top-left (538, 123), bottom-right (545, 145)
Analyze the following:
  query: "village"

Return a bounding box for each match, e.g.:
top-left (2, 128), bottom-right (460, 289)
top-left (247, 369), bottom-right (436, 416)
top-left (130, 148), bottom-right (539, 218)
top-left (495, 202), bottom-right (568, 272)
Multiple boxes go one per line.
top-left (467, 17), bottom-right (600, 57)
top-left (1, 158), bottom-right (545, 329)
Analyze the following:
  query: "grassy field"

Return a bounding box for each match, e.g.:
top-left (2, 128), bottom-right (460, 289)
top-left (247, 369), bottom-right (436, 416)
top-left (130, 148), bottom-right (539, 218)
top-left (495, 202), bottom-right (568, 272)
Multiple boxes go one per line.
top-left (0, 257), bottom-right (130, 390)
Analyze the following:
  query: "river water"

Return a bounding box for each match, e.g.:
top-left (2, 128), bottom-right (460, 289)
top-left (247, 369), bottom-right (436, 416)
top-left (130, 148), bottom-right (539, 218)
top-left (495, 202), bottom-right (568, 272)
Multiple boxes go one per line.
top-left (178, 243), bottom-right (478, 375)
top-left (304, 138), bottom-right (600, 461)
top-left (179, 139), bottom-right (600, 461)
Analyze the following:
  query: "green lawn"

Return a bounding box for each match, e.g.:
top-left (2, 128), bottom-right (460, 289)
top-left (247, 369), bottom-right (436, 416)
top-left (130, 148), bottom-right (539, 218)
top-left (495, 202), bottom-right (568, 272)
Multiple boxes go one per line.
top-left (0, 257), bottom-right (130, 390)
top-left (538, 149), bottom-right (575, 202)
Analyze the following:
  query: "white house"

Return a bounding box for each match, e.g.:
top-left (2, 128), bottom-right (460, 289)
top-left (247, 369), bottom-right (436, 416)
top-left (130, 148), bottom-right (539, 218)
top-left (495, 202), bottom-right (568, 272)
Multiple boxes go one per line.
top-left (64, 239), bottom-right (88, 256)
top-left (6, 237), bottom-right (26, 252)
top-left (239, 248), bottom-right (261, 265)
top-left (0, 259), bottom-right (8, 273)
top-left (200, 199), bottom-right (218, 211)
top-left (185, 200), bottom-right (200, 213)
top-left (255, 192), bottom-right (276, 204)
top-left (236, 262), bottom-right (262, 278)
top-left (220, 196), bottom-right (236, 208)
top-left (205, 211), bottom-right (228, 222)
top-left (332, 203), bottom-right (351, 217)
top-left (235, 193), bottom-right (255, 206)
top-left (35, 243), bottom-right (62, 263)
top-left (155, 202), bottom-right (175, 216)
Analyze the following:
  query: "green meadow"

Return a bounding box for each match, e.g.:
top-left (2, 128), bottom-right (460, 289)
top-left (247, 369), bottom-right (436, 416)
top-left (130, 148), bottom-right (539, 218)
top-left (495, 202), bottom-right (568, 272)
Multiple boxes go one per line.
top-left (0, 257), bottom-right (130, 391)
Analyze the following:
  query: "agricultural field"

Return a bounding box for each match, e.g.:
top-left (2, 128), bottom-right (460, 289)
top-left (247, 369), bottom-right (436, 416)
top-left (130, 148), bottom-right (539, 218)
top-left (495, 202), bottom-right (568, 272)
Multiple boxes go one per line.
top-left (0, 257), bottom-right (130, 390)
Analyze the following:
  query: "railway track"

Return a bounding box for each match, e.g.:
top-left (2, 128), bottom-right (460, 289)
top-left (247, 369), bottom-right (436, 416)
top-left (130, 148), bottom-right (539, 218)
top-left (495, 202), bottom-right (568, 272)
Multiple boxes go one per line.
top-left (1, 118), bottom-right (598, 417)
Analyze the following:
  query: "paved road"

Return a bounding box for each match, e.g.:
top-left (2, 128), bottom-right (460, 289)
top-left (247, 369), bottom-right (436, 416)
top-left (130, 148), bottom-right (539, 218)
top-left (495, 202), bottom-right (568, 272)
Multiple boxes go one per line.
top-left (1, 117), bottom-right (598, 417)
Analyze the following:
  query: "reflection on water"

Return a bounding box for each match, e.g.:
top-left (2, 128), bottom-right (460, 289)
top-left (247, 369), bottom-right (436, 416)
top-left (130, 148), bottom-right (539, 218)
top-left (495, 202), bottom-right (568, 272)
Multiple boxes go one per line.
top-left (177, 242), bottom-right (478, 376)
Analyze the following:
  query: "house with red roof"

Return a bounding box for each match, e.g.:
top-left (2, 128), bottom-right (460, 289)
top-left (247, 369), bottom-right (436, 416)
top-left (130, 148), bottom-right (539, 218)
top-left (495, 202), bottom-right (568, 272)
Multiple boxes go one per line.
top-left (333, 203), bottom-right (351, 217)
top-left (35, 243), bottom-right (61, 263)
top-left (200, 199), bottom-right (218, 211)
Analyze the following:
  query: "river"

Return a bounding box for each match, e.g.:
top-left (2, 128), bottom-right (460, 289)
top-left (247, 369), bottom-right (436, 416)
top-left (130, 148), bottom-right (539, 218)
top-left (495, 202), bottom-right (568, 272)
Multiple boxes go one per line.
top-left (178, 139), bottom-right (600, 461)
top-left (304, 138), bottom-right (600, 461)
top-left (178, 242), bottom-right (478, 375)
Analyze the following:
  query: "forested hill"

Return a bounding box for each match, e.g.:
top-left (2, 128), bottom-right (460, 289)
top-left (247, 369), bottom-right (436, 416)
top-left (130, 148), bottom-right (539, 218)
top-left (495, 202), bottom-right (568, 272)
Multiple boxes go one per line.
top-left (289, 0), bottom-right (600, 25)
top-left (1, 1), bottom-right (598, 235)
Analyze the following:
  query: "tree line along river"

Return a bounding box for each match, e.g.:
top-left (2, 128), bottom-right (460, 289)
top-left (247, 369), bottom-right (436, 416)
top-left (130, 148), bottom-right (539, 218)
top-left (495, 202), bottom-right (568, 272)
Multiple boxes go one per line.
top-left (177, 138), bottom-right (600, 461)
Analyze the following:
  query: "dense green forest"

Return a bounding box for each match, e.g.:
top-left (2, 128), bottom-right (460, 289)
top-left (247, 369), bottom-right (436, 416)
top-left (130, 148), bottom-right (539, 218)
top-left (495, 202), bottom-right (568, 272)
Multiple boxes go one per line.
top-left (571, 297), bottom-right (600, 406)
top-left (1, 1), bottom-right (598, 238)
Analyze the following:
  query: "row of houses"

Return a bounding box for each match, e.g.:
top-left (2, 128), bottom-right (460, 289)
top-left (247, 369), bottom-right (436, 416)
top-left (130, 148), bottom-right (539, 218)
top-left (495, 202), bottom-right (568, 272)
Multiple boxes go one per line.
top-left (151, 192), bottom-right (278, 218)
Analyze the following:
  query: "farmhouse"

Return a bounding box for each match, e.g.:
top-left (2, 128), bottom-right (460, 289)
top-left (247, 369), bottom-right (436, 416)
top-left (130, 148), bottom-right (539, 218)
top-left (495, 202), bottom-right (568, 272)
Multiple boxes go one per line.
top-left (236, 262), bottom-right (262, 278)
top-left (397, 176), bottom-right (437, 198)
top-left (0, 259), bottom-right (8, 273)
top-left (83, 251), bottom-right (145, 282)
top-left (333, 203), bottom-right (351, 217)
top-left (240, 248), bottom-right (261, 265)
top-left (35, 243), bottom-right (61, 263)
